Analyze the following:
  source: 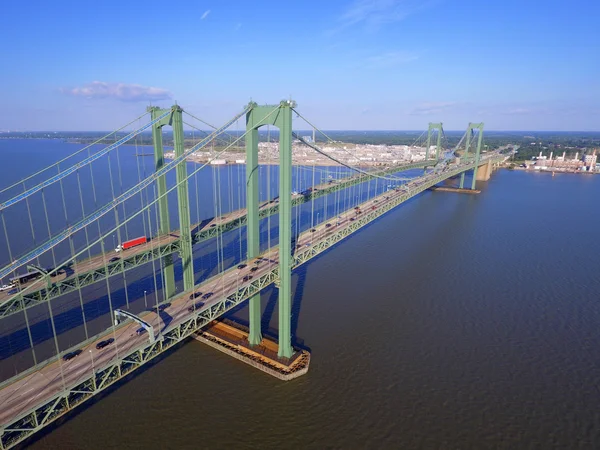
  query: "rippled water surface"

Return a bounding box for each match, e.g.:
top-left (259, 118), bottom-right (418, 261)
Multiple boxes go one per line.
top-left (5, 143), bottom-right (599, 449)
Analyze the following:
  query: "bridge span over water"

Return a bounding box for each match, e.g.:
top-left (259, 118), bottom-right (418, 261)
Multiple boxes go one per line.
top-left (0, 101), bottom-right (508, 448)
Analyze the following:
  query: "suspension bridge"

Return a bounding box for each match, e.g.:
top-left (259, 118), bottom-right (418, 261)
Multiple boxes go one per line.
top-left (0, 100), bottom-right (509, 448)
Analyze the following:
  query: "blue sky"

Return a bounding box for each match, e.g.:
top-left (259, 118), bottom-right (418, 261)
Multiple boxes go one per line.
top-left (1, 0), bottom-right (598, 131)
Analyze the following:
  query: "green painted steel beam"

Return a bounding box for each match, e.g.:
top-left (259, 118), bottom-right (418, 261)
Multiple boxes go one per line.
top-left (425, 123), bottom-right (443, 173)
top-left (149, 107), bottom-right (176, 299)
top-left (245, 104), bottom-right (262, 345)
top-left (0, 161), bottom-right (426, 319)
top-left (0, 242), bottom-right (182, 317)
top-left (470, 123), bottom-right (484, 190)
top-left (171, 106), bottom-right (195, 292)
top-left (192, 159), bottom-right (432, 243)
top-left (0, 156), bottom-right (494, 319)
top-left (244, 100), bottom-right (294, 356)
top-left (276, 101), bottom-right (293, 358)
top-left (0, 153), bottom-right (509, 449)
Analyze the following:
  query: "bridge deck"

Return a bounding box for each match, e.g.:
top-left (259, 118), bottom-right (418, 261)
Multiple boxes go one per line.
top-left (0, 153), bottom-right (508, 448)
top-left (0, 160), bottom-right (431, 315)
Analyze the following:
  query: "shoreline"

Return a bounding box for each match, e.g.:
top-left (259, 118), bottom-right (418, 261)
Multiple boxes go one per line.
top-left (506, 165), bottom-right (599, 175)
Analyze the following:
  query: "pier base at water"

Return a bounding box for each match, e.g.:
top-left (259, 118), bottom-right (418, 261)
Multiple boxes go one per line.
top-left (429, 186), bottom-right (481, 194)
top-left (193, 319), bottom-right (310, 381)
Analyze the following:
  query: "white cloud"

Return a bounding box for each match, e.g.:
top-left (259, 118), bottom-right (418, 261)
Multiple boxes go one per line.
top-left (332, 0), bottom-right (427, 33)
top-left (505, 107), bottom-right (533, 115)
top-left (411, 102), bottom-right (458, 115)
top-left (365, 51), bottom-right (418, 68)
top-left (61, 81), bottom-right (172, 102)
top-left (201, 10), bottom-right (211, 20)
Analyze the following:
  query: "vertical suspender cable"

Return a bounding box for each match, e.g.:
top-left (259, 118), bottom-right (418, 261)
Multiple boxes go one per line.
top-left (117, 131), bottom-right (128, 241)
top-left (23, 181), bottom-right (40, 266)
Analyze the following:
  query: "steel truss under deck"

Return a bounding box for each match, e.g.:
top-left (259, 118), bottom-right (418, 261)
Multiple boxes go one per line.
top-left (0, 153), bottom-right (509, 449)
top-left (0, 160), bottom-right (432, 318)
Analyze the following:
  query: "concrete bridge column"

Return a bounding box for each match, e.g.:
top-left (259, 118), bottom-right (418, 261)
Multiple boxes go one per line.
top-left (476, 160), bottom-right (493, 181)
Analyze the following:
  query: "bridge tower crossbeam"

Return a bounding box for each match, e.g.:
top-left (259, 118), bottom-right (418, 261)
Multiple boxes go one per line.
top-left (149, 107), bottom-right (176, 299)
top-left (425, 123), bottom-right (444, 172)
top-left (245, 100), bottom-right (295, 358)
top-left (459, 122), bottom-right (484, 190)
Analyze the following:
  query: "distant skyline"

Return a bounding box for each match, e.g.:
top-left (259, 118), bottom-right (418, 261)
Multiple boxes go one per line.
top-left (1, 0), bottom-right (599, 131)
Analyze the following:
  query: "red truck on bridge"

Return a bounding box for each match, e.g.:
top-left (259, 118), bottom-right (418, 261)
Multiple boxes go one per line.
top-left (115, 236), bottom-right (147, 253)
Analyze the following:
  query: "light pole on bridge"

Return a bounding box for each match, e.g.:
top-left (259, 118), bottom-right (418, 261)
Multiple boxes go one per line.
top-left (89, 350), bottom-right (95, 374)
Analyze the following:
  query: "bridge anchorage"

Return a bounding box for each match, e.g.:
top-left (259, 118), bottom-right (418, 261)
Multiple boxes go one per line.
top-left (0, 98), bottom-right (511, 448)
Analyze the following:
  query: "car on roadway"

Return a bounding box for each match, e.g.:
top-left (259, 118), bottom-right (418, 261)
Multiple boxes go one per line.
top-left (202, 292), bottom-right (213, 299)
top-left (136, 328), bottom-right (146, 335)
top-left (237, 264), bottom-right (247, 269)
top-left (325, 223), bottom-right (332, 228)
top-left (109, 257), bottom-right (120, 263)
top-left (63, 349), bottom-right (82, 361)
top-left (250, 267), bottom-right (258, 273)
top-left (189, 292), bottom-right (203, 300)
top-left (0, 284), bottom-right (15, 292)
top-left (158, 303), bottom-right (171, 311)
top-left (310, 228), bottom-right (316, 232)
top-left (96, 338), bottom-right (115, 350)
top-left (242, 275), bottom-right (253, 282)
top-left (188, 302), bottom-right (204, 312)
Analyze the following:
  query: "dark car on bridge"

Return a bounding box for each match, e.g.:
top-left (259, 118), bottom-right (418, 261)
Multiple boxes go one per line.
top-left (62, 349), bottom-right (82, 361)
top-left (202, 292), bottom-right (213, 299)
top-left (189, 292), bottom-right (202, 300)
top-left (237, 264), bottom-right (247, 269)
top-left (242, 275), bottom-right (253, 282)
top-left (96, 338), bottom-right (114, 350)
top-left (250, 267), bottom-right (258, 272)
top-left (135, 328), bottom-right (146, 336)
top-left (109, 257), bottom-right (120, 263)
top-left (188, 302), bottom-right (204, 312)
top-left (158, 303), bottom-right (171, 311)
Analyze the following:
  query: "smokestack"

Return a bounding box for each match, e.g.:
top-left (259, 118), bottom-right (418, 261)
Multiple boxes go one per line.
top-left (575, 152), bottom-right (579, 160)
top-left (563, 151), bottom-right (566, 159)
top-left (549, 151), bottom-right (553, 160)
top-left (539, 151), bottom-right (542, 158)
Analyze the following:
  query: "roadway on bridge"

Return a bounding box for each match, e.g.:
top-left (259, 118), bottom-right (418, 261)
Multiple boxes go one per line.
top-left (0, 169), bottom-right (426, 426)
top-left (0, 166), bottom-right (387, 305)
top-left (0, 154), bottom-right (507, 428)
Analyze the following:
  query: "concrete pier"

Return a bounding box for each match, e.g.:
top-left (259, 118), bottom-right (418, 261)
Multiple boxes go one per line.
top-left (193, 320), bottom-right (310, 381)
top-left (476, 160), bottom-right (493, 181)
top-left (429, 186), bottom-right (481, 194)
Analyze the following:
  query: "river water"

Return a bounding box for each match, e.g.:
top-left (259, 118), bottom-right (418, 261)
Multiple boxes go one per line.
top-left (2, 140), bottom-right (600, 449)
